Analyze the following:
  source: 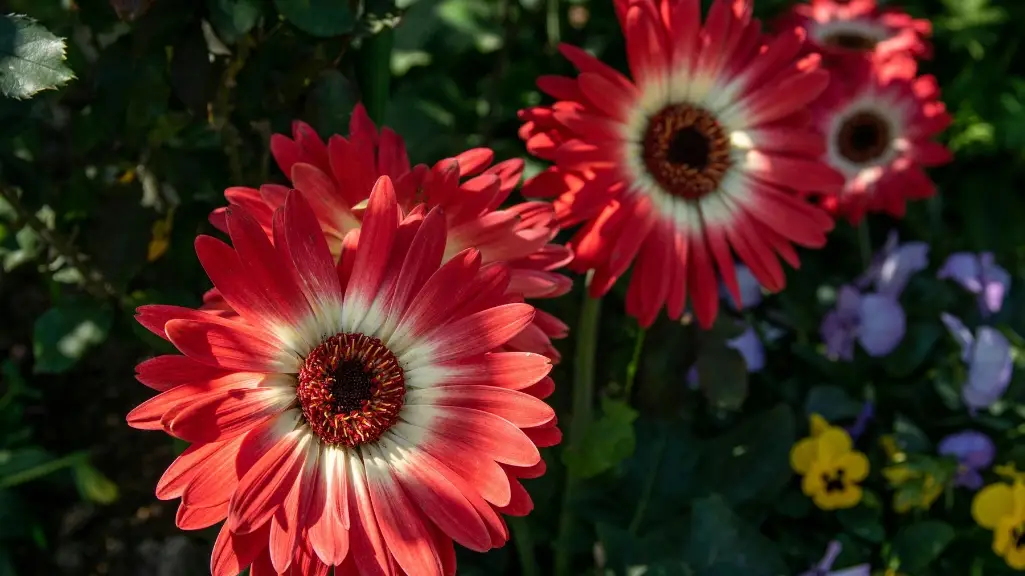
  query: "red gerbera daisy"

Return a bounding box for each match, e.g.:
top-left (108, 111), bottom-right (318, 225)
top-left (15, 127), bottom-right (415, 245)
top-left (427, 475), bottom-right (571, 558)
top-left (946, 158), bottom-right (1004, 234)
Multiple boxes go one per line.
top-left (208, 105), bottom-right (572, 360)
top-left (775, 0), bottom-right (931, 77)
top-left (518, 0), bottom-right (842, 328)
top-left (810, 59), bottom-right (951, 223)
top-left (129, 180), bottom-right (559, 575)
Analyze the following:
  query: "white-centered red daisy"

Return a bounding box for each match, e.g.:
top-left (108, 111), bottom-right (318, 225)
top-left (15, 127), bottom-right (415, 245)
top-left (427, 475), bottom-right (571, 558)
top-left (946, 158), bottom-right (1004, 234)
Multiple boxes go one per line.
top-left (776, 0), bottom-right (931, 77)
top-left (810, 59), bottom-right (951, 223)
top-left (518, 0), bottom-right (842, 328)
top-left (129, 180), bottom-right (559, 575)
top-left (206, 105), bottom-right (571, 361)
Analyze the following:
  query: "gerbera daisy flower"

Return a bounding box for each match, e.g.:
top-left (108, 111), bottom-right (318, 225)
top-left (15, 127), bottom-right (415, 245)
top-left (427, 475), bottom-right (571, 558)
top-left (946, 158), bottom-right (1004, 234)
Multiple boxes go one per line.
top-left (129, 180), bottom-right (559, 575)
top-left (209, 105), bottom-right (572, 360)
top-left (776, 0), bottom-right (931, 76)
top-left (518, 0), bottom-right (842, 328)
top-left (810, 59), bottom-right (951, 223)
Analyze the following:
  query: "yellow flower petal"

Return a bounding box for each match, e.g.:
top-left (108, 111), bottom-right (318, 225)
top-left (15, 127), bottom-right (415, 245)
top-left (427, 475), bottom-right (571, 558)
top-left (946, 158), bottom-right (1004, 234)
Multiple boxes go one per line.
top-left (994, 516), bottom-right (1017, 556)
top-left (802, 465), bottom-right (825, 496)
top-left (809, 413), bottom-right (830, 436)
top-left (790, 437), bottom-right (818, 475)
top-left (838, 451), bottom-right (870, 482)
top-left (816, 427), bottom-right (853, 462)
top-left (973, 483), bottom-right (1016, 529)
top-left (814, 485), bottom-right (862, 510)
top-left (1013, 481), bottom-right (1025, 519)
top-left (883, 464), bottom-right (912, 485)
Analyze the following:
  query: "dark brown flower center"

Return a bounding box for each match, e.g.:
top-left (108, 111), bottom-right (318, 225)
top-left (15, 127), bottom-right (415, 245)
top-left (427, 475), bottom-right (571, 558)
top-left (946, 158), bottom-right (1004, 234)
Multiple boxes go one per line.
top-left (297, 333), bottom-right (404, 446)
top-left (1014, 525), bottom-right (1025, 550)
top-left (837, 111), bottom-right (891, 164)
top-left (822, 32), bottom-right (878, 51)
top-left (642, 104), bottom-right (732, 200)
top-left (822, 468), bottom-right (847, 493)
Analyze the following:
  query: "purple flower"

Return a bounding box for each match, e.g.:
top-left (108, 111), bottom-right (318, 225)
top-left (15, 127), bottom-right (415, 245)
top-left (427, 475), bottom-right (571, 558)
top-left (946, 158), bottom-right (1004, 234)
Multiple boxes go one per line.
top-left (940, 313), bottom-right (1012, 411)
top-left (938, 430), bottom-right (995, 490)
top-left (821, 285), bottom-right (906, 361)
top-left (846, 402), bottom-right (874, 441)
top-left (724, 265), bottom-right (763, 311)
top-left (686, 325), bottom-right (765, 388)
top-left (857, 231), bottom-right (930, 298)
top-left (799, 540), bottom-right (871, 576)
top-left (938, 252), bottom-right (1011, 316)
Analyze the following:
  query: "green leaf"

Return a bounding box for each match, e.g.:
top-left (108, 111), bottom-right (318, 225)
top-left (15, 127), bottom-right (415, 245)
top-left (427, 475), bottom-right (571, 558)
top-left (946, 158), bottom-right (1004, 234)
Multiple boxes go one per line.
top-left (836, 505), bottom-right (885, 543)
top-left (32, 305), bottom-right (113, 374)
top-left (696, 343), bottom-right (748, 411)
top-left (683, 494), bottom-right (787, 576)
top-left (562, 397), bottom-right (638, 479)
top-left (72, 461), bottom-right (119, 504)
top-left (697, 404), bottom-right (795, 505)
top-left (0, 14), bottom-right (74, 99)
top-left (891, 521), bottom-right (955, 572)
top-left (0, 448), bottom-right (53, 480)
top-left (273, 0), bottom-right (356, 37)
top-left (306, 70), bottom-right (359, 136)
top-left (209, 0), bottom-right (262, 42)
top-left (804, 385), bottom-right (863, 421)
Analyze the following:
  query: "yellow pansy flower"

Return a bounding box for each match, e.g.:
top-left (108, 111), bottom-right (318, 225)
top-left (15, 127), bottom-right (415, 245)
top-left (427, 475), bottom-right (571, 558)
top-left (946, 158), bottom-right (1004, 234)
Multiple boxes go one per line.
top-left (790, 413), bottom-right (833, 474)
top-left (883, 464), bottom-right (943, 513)
top-left (972, 479), bottom-right (1025, 570)
top-left (799, 427), bottom-right (870, 510)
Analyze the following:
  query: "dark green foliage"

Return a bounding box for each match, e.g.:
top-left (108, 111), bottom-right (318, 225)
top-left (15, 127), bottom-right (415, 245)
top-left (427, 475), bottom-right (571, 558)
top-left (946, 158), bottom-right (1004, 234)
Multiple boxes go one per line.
top-left (0, 0), bottom-right (1024, 574)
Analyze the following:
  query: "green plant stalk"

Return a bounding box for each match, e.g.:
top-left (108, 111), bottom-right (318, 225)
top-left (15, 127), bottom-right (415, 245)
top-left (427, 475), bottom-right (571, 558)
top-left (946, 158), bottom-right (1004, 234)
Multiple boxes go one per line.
top-left (628, 430), bottom-right (666, 535)
top-left (0, 451), bottom-right (88, 489)
top-left (554, 289), bottom-right (602, 576)
top-left (357, 28), bottom-right (394, 125)
top-left (857, 220), bottom-right (872, 269)
top-left (623, 327), bottom-right (646, 398)
top-left (510, 516), bottom-right (539, 576)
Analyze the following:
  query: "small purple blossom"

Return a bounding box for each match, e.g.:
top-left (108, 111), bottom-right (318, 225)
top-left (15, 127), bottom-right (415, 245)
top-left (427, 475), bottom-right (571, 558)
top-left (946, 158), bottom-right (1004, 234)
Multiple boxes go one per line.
top-left (846, 401), bottom-right (874, 441)
top-left (938, 252), bottom-right (1011, 316)
top-left (799, 540), bottom-right (871, 576)
top-left (856, 231), bottom-right (930, 298)
top-left (940, 313), bottom-right (1012, 411)
top-left (821, 285), bottom-right (906, 361)
top-left (724, 265), bottom-right (763, 311)
top-left (686, 324), bottom-right (765, 388)
top-left (938, 430), bottom-right (995, 490)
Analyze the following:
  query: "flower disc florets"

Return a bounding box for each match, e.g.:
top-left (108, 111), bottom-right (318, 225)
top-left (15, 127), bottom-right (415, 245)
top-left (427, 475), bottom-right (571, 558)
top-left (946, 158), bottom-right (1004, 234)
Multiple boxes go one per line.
top-left (296, 332), bottom-right (404, 447)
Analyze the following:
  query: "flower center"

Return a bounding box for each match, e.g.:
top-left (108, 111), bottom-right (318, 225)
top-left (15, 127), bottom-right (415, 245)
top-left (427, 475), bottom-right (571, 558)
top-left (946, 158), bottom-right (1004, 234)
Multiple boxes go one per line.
top-left (822, 31), bottom-right (878, 51)
top-left (642, 104), bottom-right (732, 200)
top-left (822, 468), bottom-right (847, 493)
top-left (1014, 525), bottom-right (1025, 550)
top-left (837, 111), bottom-right (891, 164)
top-left (296, 332), bottom-right (405, 447)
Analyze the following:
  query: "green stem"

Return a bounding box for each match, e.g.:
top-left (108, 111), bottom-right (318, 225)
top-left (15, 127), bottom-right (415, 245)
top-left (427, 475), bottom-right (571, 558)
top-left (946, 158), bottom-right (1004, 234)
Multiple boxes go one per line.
top-left (623, 327), bottom-right (646, 398)
top-left (357, 28), bottom-right (394, 125)
top-left (554, 289), bottom-right (602, 576)
top-left (546, 0), bottom-right (560, 49)
top-left (857, 220), bottom-right (872, 270)
top-left (628, 430), bottom-right (666, 535)
top-left (510, 517), bottom-right (539, 576)
top-left (0, 452), bottom-right (87, 489)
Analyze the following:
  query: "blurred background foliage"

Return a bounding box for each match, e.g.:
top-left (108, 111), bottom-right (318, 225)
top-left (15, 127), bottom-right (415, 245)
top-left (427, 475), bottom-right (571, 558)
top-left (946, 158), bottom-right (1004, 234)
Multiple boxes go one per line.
top-left (1, 0), bottom-right (1025, 574)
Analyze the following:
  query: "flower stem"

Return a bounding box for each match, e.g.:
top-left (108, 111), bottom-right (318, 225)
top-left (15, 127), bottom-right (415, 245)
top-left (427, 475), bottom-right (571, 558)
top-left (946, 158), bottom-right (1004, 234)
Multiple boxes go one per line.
top-left (623, 326), bottom-right (646, 398)
top-left (554, 288), bottom-right (602, 576)
top-left (857, 220), bottom-right (872, 269)
top-left (628, 429), bottom-right (666, 535)
top-left (0, 451), bottom-right (88, 489)
top-left (510, 516), bottom-right (539, 576)
top-left (357, 28), bottom-right (394, 125)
